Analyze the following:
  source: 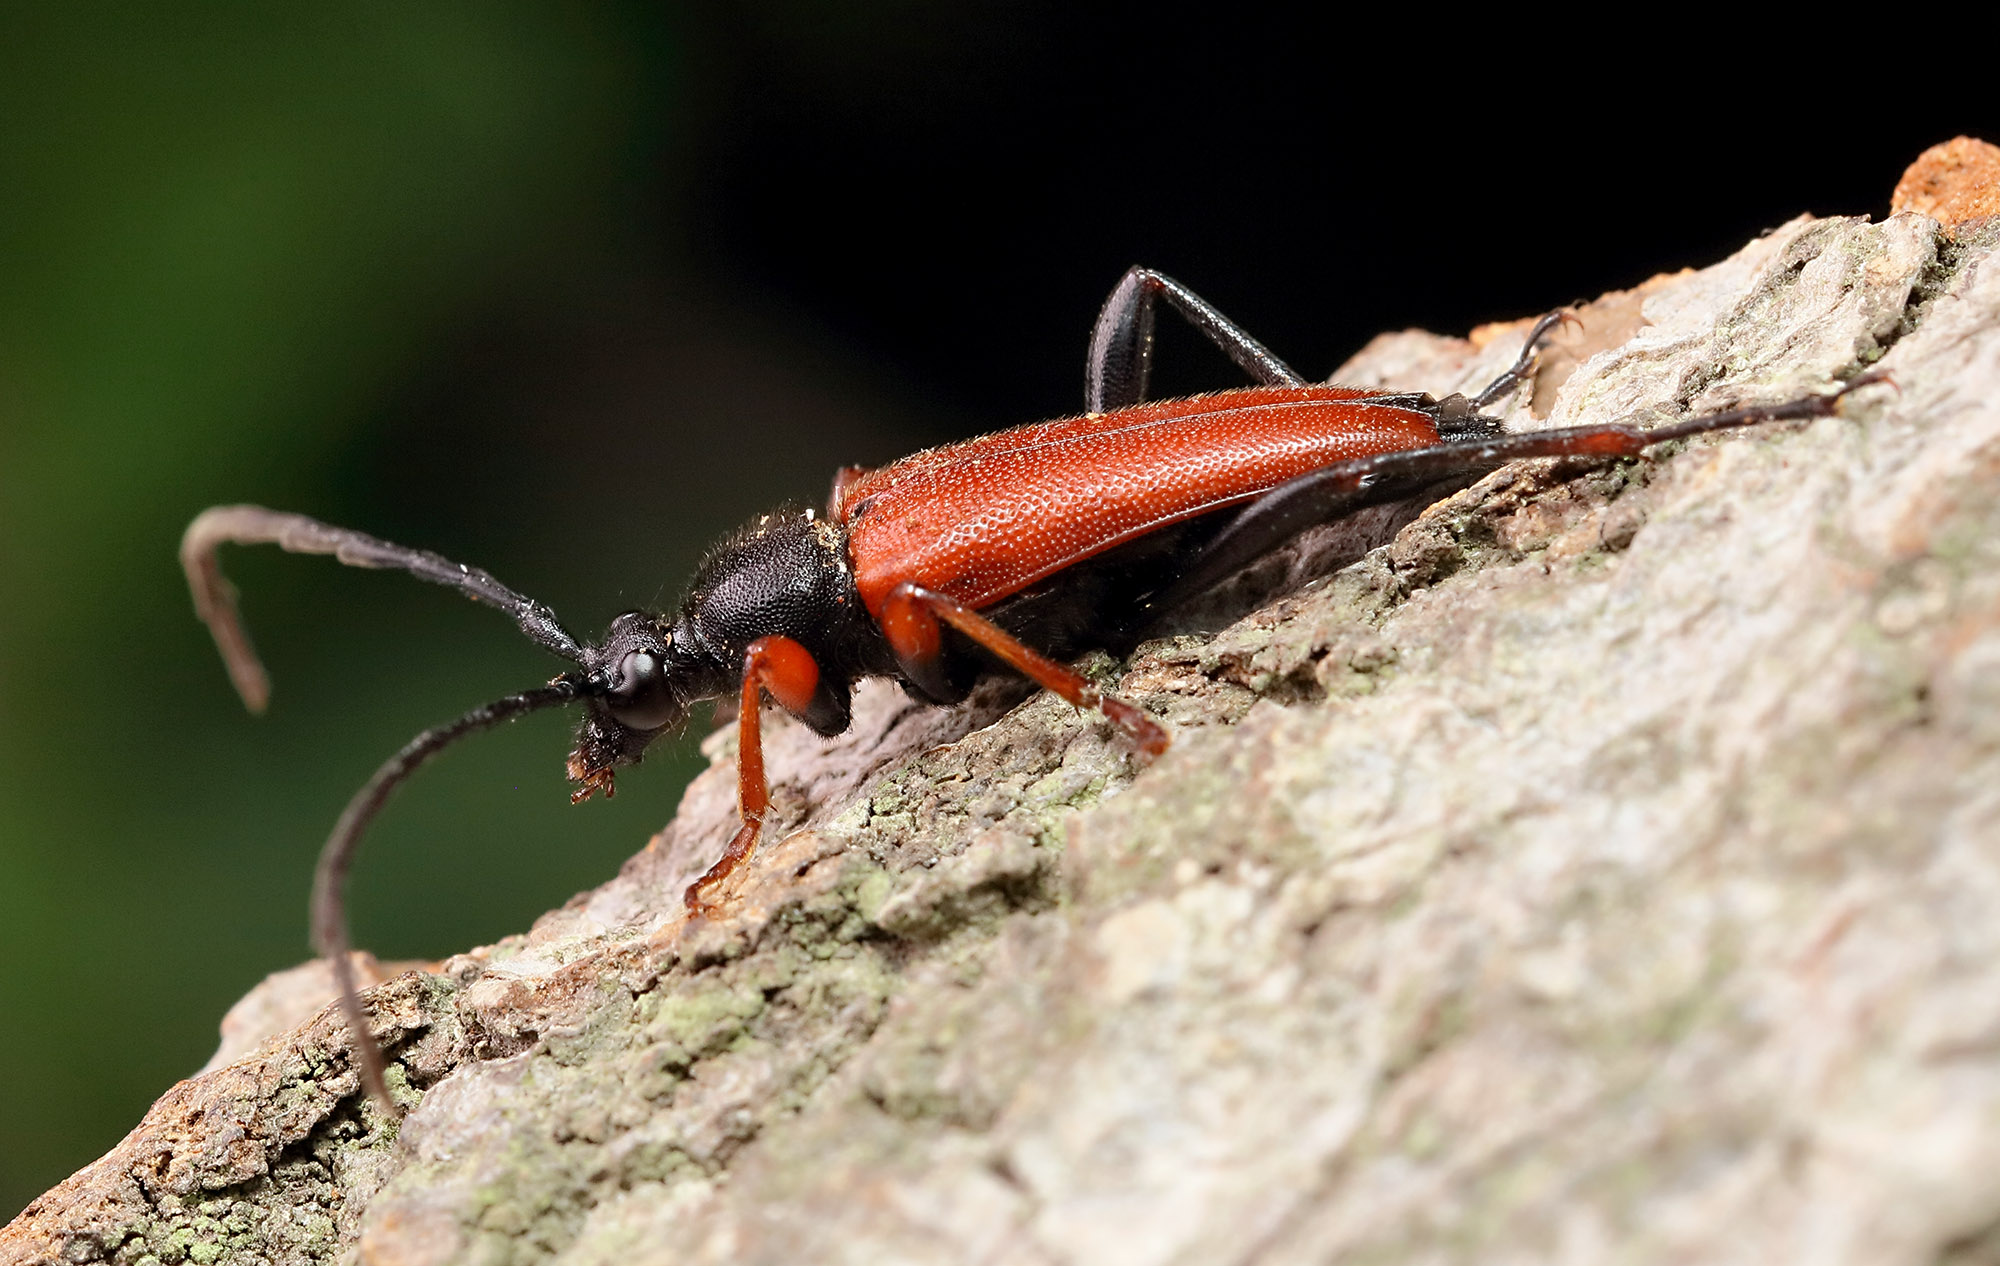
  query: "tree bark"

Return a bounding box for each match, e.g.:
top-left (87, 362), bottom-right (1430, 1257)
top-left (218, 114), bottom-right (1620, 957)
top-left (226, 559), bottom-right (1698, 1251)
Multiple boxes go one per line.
top-left (9, 158), bottom-right (2000, 1265)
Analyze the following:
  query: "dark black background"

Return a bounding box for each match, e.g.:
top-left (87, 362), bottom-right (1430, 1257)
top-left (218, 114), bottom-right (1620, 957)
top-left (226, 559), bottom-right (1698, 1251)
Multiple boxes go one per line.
top-left (682, 8), bottom-right (1962, 423)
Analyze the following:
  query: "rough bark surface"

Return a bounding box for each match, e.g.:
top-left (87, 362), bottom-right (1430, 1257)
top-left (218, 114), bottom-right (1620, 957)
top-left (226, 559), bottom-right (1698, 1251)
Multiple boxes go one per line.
top-left (9, 204), bottom-right (2000, 1266)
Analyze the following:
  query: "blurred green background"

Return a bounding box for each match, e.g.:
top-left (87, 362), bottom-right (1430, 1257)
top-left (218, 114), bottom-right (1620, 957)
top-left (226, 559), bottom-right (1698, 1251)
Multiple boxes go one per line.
top-left (1, 0), bottom-right (1980, 1217)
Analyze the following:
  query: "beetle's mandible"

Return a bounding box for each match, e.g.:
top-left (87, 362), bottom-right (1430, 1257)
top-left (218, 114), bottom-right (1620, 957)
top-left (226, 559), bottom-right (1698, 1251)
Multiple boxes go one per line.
top-left (182, 267), bottom-right (1884, 1111)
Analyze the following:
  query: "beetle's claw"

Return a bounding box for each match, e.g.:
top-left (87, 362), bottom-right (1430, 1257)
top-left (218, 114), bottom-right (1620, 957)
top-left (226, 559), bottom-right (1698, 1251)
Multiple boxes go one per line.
top-left (1521, 307), bottom-right (1583, 352)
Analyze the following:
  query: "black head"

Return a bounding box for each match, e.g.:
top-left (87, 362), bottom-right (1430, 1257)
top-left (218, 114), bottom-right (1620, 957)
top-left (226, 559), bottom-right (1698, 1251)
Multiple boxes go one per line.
top-left (567, 509), bottom-right (871, 794)
top-left (567, 609), bottom-right (730, 801)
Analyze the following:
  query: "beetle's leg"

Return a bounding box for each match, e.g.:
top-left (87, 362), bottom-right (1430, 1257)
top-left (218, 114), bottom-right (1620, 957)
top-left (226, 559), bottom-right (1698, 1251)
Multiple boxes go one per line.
top-left (881, 582), bottom-right (1169, 755)
top-left (684, 635), bottom-right (824, 914)
top-left (1142, 376), bottom-right (1888, 623)
top-left (1141, 466), bottom-right (1477, 623)
top-left (1087, 267), bottom-right (1306, 412)
top-left (827, 464), bottom-right (874, 519)
top-left (1471, 310), bottom-right (1578, 409)
top-left (1422, 310), bottom-right (1581, 440)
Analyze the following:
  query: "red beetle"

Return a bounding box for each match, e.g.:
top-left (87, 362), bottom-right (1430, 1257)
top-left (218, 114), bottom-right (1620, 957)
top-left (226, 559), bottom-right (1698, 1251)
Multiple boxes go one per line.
top-left (182, 267), bottom-right (1879, 1108)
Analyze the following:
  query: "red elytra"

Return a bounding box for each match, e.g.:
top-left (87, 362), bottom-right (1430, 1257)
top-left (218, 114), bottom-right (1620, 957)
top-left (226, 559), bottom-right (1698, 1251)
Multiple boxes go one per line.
top-left (841, 385), bottom-right (1443, 618)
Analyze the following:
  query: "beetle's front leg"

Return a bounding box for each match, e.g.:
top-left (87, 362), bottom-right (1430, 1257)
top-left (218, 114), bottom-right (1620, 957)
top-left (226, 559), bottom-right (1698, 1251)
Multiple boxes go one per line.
top-left (684, 635), bottom-right (823, 914)
top-left (880, 582), bottom-right (1168, 755)
top-left (1422, 310), bottom-right (1580, 439)
top-left (1470, 310), bottom-right (1577, 410)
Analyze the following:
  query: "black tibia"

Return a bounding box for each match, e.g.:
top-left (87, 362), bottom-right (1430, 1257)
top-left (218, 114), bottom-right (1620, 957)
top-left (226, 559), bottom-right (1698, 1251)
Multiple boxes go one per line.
top-left (1082, 270), bottom-right (1567, 443)
top-left (1142, 376), bottom-right (1885, 626)
top-left (1087, 266), bottom-right (1306, 412)
top-left (1139, 469), bottom-right (1484, 624)
top-left (181, 505), bottom-right (583, 712)
top-left (313, 678), bottom-right (582, 1115)
top-left (1128, 309), bottom-right (1582, 619)
top-left (1634, 373), bottom-right (1888, 442)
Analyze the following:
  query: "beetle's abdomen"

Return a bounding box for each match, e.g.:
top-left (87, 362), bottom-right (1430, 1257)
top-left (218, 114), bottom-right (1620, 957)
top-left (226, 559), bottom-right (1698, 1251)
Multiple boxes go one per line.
top-left (841, 386), bottom-right (1441, 616)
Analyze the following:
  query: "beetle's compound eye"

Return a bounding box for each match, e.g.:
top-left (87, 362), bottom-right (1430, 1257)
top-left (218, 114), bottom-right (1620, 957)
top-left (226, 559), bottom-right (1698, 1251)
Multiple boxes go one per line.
top-left (606, 649), bottom-right (676, 731)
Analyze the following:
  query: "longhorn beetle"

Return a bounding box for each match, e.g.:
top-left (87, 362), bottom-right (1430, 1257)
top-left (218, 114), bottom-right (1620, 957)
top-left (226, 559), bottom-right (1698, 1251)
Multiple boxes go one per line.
top-left (182, 267), bottom-right (1883, 1110)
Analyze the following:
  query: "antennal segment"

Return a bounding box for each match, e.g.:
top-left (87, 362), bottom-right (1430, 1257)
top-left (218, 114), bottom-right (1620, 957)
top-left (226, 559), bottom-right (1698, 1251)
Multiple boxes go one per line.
top-left (312, 678), bottom-right (582, 1115)
top-left (181, 505), bottom-right (584, 713)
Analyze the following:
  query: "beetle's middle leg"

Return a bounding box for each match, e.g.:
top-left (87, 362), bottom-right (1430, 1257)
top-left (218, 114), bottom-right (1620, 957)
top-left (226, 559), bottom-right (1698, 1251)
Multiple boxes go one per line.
top-left (1086, 267), bottom-right (1574, 437)
top-left (1087, 266), bottom-right (1306, 412)
top-left (880, 582), bottom-right (1169, 755)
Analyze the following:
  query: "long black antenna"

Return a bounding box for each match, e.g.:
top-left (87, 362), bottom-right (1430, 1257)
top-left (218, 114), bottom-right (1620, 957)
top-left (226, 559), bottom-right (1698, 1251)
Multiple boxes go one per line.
top-left (180, 504), bottom-right (598, 1113)
top-left (313, 679), bottom-right (583, 1114)
top-left (181, 505), bottom-right (584, 712)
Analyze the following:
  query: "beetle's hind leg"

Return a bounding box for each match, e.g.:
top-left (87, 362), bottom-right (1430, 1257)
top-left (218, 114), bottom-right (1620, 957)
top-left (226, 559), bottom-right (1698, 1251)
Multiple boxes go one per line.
top-left (1140, 375), bottom-right (1888, 624)
top-left (1087, 267), bottom-right (1306, 412)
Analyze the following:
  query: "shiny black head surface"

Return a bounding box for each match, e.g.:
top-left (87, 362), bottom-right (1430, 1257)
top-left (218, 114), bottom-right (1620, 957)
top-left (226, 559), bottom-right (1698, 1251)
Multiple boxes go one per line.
top-left (566, 609), bottom-right (693, 798)
top-left (566, 507), bottom-right (870, 797)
